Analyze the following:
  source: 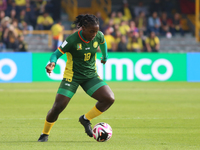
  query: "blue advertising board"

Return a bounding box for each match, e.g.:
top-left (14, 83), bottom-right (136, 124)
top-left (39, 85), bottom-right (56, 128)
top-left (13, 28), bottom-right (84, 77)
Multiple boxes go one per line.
top-left (0, 52), bottom-right (200, 82)
top-left (0, 53), bottom-right (32, 82)
top-left (187, 53), bottom-right (200, 82)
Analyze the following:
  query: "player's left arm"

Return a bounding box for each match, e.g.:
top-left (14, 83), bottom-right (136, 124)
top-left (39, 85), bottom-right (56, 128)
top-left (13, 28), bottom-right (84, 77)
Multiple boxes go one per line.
top-left (99, 40), bottom-right (108, 64)
top-left (99, 31), bottom-right (108, 64)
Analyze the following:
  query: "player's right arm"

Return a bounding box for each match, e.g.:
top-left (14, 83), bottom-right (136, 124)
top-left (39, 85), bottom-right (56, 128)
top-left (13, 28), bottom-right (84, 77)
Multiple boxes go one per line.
top-left (45, 39), bottom-right (72, 75)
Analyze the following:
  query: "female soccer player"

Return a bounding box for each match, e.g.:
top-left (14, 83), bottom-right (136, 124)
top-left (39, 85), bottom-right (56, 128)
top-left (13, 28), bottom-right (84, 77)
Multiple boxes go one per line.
top-left (38, 14), bottom-right (115, 142)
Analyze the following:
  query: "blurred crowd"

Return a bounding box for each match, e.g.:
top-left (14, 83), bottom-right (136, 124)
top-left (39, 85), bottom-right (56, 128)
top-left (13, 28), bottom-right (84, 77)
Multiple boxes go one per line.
top-left (0, 0), bottom-right (61, 52)
top-left (0, 0), bottom-right (185, 52)
top-left (94, 0), bottom-right (185, 52)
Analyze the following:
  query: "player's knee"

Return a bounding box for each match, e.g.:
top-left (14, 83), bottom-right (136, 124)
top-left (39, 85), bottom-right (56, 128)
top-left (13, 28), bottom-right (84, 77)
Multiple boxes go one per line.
top-left (105, 92), bottom-right (115, 105)
top-left (51, 94), bottom-right (70, 114)
top-left (52, 100), bottom-right (67, 114)
top-left (110, 93), bottom-right (115, 104)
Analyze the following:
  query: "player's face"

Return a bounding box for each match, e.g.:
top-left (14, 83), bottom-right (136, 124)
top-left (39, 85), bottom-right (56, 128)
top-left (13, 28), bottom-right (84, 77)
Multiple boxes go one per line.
top-left (82, 24), bottom-right (99, 41)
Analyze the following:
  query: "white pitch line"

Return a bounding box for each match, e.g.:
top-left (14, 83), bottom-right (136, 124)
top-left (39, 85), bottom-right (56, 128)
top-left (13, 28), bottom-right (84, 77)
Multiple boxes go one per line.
top-left (0, 117), bottom-right (197, 121)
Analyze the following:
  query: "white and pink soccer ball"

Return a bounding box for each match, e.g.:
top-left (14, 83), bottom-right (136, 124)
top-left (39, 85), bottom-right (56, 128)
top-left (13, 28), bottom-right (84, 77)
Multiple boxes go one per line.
top-left (92, 122), bottom-right (112, 142)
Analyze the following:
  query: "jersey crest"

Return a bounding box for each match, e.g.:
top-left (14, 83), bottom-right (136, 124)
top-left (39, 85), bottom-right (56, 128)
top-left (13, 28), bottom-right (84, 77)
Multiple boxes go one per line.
top-left (93, 41), bottom-right (98, 48)
top-left (77, 43), bottom-right (82, 50)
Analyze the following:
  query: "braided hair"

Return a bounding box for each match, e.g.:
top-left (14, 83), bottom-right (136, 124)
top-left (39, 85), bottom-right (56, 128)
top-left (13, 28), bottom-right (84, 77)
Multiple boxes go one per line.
top-left (73, 14), bottom-right (99, 29)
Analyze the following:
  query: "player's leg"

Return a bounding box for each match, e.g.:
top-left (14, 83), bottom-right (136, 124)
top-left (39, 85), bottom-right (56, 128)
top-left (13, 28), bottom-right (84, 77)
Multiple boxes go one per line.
top-left (92, 85), bottom-right (114, 111)
top-left (83, 85), bottom-right (114, 122)
top-left (79, 77), bottom-right (114, 137)
top-left (38, 78), bottom-right (79, 142)
top-left (38, 94), bottom-right (71, 142)
top-left (46, 94), bottom-right (71, 122)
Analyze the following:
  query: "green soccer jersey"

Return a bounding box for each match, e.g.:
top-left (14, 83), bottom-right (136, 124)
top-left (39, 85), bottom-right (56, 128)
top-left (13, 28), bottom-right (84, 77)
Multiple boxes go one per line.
top-left (57, 30), bottom-right (105, 81)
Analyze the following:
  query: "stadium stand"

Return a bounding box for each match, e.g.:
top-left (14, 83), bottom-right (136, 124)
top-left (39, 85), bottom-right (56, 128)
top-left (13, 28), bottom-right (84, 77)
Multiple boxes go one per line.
top-left (0, 0), bottom-right (200, 52)
top-left (160, 34), bottom-right (200, 52)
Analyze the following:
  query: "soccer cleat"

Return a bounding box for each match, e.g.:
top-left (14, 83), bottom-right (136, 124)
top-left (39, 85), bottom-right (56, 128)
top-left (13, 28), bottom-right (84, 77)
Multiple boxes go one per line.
top-left (79, 115), bottom-right (93, 137)
top-left (38, 134), bottom-right (49, 142)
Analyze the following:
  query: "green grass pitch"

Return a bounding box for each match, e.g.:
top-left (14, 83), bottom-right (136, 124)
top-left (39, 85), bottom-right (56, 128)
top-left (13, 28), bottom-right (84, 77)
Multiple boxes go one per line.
top-left (0, 82), bottom-right (200, 150)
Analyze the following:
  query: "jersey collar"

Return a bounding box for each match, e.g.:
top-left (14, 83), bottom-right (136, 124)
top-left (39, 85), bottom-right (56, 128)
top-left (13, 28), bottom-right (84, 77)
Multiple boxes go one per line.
top-left (78, 30), bottom-right (90, 43)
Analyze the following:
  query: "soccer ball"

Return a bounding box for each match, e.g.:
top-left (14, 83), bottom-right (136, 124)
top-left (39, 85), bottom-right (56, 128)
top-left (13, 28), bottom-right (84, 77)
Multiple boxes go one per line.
top-left (92, 122), bottom-right (112, 142)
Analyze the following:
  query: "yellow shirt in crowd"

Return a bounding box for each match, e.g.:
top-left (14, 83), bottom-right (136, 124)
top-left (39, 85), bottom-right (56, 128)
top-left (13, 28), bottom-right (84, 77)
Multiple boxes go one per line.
top-left (37, 15), bottom-right (54, 26)
top-left (113, 18), bottom-right (121, 25)
top-left (138, 18), bottom-right (144, 28)
top-left (115, 37), bottom-right (121, 44)
top-left (119, 24), bottom-right (130, 35)
top-left (137, 38), bottom-right (143, 49)
top-left (104, 34), bottom-right (115, 49)
top-left (51, 23), bottom-right (63, 41)
top-left (15, 0), bottom-right (26, 6)
top-left (127, 38), bottom-right (143, 51)
top-left (36, 0), bottom-right (47, 9)
top-left (145, 37), bottom-right (160, 47)
top-left (124, 7), bottom-right (132, 20)
top-left (127, 42), bottom-right (140, 51)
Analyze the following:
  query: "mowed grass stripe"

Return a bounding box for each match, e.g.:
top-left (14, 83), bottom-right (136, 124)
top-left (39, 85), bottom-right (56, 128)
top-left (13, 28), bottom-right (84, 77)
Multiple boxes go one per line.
top-left (0, 82), bottom-right (200, 150)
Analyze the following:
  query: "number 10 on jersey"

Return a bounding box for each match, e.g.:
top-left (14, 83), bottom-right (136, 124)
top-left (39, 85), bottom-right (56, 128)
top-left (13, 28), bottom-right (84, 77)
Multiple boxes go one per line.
top-left (84, 53), bottom-right (91, 61)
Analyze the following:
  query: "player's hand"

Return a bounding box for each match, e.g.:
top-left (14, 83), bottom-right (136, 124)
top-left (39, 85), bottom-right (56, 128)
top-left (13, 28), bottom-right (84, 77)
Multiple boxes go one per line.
top-left (45, 62), bottom-right (55, 76)
top-left (101, 57), bottom-right (106, 64)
